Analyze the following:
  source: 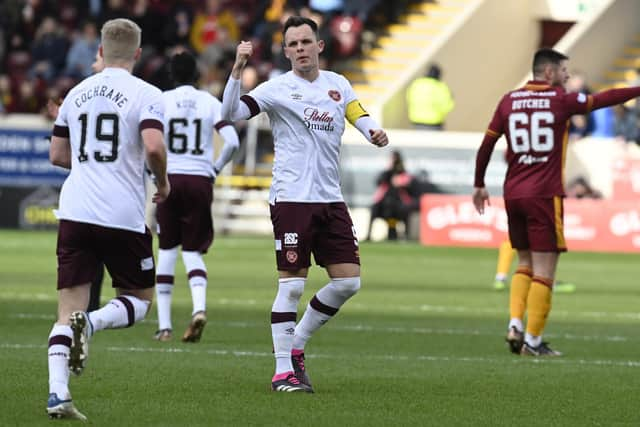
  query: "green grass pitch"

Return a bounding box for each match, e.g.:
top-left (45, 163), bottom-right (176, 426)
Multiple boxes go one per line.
top-left (0, 229), bottom-right (638, 426)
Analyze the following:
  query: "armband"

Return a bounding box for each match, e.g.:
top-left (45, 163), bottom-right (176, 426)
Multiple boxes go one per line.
top-left (345, 100), bottom-right (369, 126)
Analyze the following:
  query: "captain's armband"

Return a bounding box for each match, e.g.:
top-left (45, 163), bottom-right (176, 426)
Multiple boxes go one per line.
top-left (345, 100), bottom-right (369, 126)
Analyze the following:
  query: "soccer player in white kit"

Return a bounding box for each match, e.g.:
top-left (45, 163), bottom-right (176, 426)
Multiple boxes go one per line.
top-left (153, 51), bottom-right (239, 343)
top-left (46, 19), bottom-right (169, 420)
top-left (222, 16), bottom-right (389, 393)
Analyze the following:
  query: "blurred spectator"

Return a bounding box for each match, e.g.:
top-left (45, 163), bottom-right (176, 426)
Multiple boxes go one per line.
top-left (253, 0), bottom-right (288, 60)
top-left (566, 72), bottom-right (594, 140)
top-left (88, 0), bottom-right (102, 19)
top-left (309, 0), bottom-right (344, 16)
top-left (300, 7), bottom-right (335, 63)
top-left (613, 104), bottom-right (639, 144)
top-left (566, 176), bottom-right (602, 199)
top-left (163, 5), bottom-right (193, 48)
top-left (0, 25), bottom-right (5, 72)
top-left (406, 63), bottom-right (455, 130)
top-left (0, 75), bottom-right (13, 113)
top-left (7, 0), bottom-right (57, 51)
top-left (29, 16), bottom-right (69, 83)
top-left (189, 0), bottom-right (240, 54)
top-left (591, 105), bottom-right (616, 137)
top-left (97, 0), bottom-right (129, 28)
top-left (365, 150), bottom-right (420, 241)
top-left (13, 79), bottom-right (43, 113)
top-left (64, 21), bottom-right (100, 79)
top-left (266, 6), bottom-right (297, 77)
top-left (1, 0), bottom-right (411, 118)
top-left (343, 0), bottom-right (382, 22)
top-left (130, 0), bottom-right (165, 52)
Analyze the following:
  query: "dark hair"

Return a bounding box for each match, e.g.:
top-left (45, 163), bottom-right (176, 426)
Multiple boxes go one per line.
top-left (427, 64), bottom-right (441, 80)
top-left (532, 48), bottom-right (569, 76)
top-left (282, 16), bottom-right (319, 43)
top-left (391, 150), bottom-right (405, 173)
top-left (170, 51), bottom-right (198, 85)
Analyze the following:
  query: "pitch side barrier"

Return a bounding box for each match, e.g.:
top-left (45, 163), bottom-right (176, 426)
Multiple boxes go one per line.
top-left (0, 114), bottom-right (66, 228)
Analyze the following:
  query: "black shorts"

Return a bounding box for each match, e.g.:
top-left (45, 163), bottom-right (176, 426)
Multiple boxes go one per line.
top-left (156, 174), bottom-right (214, 252)
top-left (56, 220), bottom-right (155, 290)
top-left (270, 201), bottom-right (360, 270)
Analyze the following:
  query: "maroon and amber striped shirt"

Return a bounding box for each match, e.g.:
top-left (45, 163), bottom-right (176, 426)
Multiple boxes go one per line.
top-left (475, 81), bottom-right (640, 200)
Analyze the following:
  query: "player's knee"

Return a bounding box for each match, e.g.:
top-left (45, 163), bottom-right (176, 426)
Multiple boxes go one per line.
top-left (182, 250), bottom-right (206, 271)
top-left (332, 277), bottom-right (361, 298)
top-left (279, 278), bottom-right (305, 301)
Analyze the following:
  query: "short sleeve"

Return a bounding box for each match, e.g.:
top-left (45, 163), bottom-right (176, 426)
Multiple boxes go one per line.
top-left (245, 79), bottom-right (277, 113)
top-left (54, 98), bottom-right (69, 128)
top-left (340, 74), bottom-right (358, 105)
top-left (139, 86), bottom-right (164, 127)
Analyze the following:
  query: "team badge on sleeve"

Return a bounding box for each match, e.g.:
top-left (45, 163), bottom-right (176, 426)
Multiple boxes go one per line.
top-left (147, 103), bottom-right (163, 119)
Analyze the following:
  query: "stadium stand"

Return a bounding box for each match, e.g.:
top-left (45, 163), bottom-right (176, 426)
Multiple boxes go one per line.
top-left (2, 0), bottom-right (640, 236)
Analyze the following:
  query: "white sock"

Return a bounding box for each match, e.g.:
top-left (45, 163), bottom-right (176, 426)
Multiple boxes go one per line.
top-left (155, 284), bottom-right (173, 330)
top-left (157, 247), bottom-right (179, 277)
top-left (89, 296), bottom-right (150, 331)
top-left (48, 324), bottom-right (72, 399)
top-left (183, 251), bottom-right (207, 315)
top-left (273, 321), bottom-right (296, 374)
top-left (292, 304), bottom-right (331, 350)
top-left (525, 333), bottom-right (542, 347)
top-left (189, 277), bottom-right (207, 314)
top-left (271, 278), bottom-right (305, 375)
top-left (292, 277), bottom-right (360, 350)
top-left (156, 247), bottom-right (178, 330)
top-left (509, 318), bottom-right (524, 332)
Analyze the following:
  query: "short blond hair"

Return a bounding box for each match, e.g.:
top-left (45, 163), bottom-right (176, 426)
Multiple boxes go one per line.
top-left (100, 18), bottom-right (141, 64)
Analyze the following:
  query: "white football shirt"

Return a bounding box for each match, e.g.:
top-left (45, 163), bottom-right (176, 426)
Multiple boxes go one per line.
top-left (162, 85), bottom-right (228, 177)
top-left (53, 67), bottom-right (164, 233)
top-left (243, 70), bottom-right (357, 203)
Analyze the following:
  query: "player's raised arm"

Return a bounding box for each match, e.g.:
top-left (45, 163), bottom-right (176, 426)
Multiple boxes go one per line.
top-left (221, 41), bottom-right (254, 122)
top-left (587, 86), bottom-right (640, 111)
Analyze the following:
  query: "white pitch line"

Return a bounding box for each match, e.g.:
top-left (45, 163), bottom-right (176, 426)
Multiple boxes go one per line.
top-left (9, 313), bottom-right (634, 342)
top-left (3, 293), bottom-right (639, 320)
top-left (2, 342), bottom-right (639, 368)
